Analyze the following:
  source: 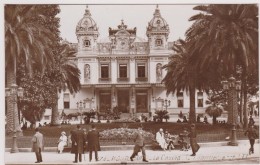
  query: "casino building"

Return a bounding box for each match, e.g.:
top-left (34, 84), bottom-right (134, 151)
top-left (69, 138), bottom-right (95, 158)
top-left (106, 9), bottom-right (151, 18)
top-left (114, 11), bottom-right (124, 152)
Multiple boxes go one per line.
top-left (58, 5), bottom-right (208, 118)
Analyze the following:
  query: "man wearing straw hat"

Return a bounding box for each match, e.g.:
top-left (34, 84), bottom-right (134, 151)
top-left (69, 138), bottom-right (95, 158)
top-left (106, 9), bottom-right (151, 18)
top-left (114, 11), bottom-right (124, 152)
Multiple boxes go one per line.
top-left (130, 126), bottom-right (148, 162)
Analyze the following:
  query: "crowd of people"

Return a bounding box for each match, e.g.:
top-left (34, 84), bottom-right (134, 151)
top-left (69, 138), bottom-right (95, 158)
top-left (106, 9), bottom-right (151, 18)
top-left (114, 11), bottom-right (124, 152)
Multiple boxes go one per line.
top-left (31, 125), bottom-right (101, 163)
top-left (155, 125), bottom-right (200, 156)
top-left (29, 114), bottom-right (258, 163)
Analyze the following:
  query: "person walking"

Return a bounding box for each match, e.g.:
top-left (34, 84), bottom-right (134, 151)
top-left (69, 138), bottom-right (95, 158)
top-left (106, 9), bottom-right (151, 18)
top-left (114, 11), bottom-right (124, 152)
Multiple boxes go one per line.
top-left (57, 131), bottom-right (67, 154)
top-left (31, 128), bottom-right (44, 163)
top-left (188, 124), bottom-right (200, 156)
top-left (244, 125), bottom-right (258, 154)
top-left (87, 125), bottom-right (100, 162)
top-left (71, 125), bottom-right (85, 163)
top-left (130, 127), bottom-right (148, 162)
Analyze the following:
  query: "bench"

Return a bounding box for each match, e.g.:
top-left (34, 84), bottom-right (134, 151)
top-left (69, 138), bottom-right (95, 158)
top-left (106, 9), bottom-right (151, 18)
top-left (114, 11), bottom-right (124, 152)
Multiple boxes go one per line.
top-left (152, 135), bottom-right (182, 150)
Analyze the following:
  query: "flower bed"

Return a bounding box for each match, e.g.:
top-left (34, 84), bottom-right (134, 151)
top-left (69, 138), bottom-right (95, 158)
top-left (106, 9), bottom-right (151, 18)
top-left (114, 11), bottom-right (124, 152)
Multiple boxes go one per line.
top-left (99, 128), bottom-right (154, 143)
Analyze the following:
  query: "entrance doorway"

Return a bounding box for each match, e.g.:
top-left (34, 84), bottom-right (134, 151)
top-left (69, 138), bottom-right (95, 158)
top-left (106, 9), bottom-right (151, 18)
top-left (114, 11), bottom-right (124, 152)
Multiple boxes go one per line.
top-left (99, 91), bottom-right (111, 113)
top-left (136, 90), bottom-right (148, 113)
top-left (117, 90), bottom-right (130, 113)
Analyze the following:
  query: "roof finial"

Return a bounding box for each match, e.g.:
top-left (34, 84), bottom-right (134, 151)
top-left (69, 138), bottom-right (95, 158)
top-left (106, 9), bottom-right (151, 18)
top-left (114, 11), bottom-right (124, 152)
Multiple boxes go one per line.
top-left (154, 4), bottom-right (161, 16)
top-left (84, 5), bottom-right (91, 16)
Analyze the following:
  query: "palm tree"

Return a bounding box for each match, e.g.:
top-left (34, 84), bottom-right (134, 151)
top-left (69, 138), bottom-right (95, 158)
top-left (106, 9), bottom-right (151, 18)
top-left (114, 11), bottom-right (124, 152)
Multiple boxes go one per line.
top-left (154, 110), bottom-right (169, 122)
top-left (205, 93), bottom-right (224, 124)
top-left (205, 105), bottom-right (223, 125)
top-left (186, 4), bottom-right (258, 128)
top-left (163, 39), bottom-right (198, 123)
top-left (49, 43), bottom-right (81, 126)
top-left (5, 5), bottom-right (55, 133)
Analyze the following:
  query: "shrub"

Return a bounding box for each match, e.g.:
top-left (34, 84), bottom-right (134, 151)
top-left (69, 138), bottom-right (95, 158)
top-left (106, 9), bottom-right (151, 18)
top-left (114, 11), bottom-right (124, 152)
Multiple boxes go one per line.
top-left (155, 110), bottom-right (169, 122)
top-left (99, 128), bottom-right (154, 141)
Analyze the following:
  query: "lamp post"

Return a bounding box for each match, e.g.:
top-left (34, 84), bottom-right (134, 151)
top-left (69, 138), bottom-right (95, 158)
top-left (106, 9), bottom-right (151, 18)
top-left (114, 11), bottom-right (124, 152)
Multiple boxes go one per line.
top-left (76, 100), bottom-right (85, 124)
top-left (163, 99), bottom-right (171, 111)
top-left (222, 76), bottom-right (241, 146)
top-left (5, 84), bottom-right (24, 153)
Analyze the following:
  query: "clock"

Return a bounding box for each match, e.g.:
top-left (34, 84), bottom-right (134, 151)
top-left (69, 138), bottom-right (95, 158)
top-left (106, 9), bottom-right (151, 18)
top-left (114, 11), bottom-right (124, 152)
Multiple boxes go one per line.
top-left (119, 39), bottom-right (128, 49)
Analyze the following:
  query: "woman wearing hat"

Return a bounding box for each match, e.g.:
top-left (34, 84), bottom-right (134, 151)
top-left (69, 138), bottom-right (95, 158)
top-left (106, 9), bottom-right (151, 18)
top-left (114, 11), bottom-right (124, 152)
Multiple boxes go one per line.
top-left (57, 131), bottom-right (68, 154)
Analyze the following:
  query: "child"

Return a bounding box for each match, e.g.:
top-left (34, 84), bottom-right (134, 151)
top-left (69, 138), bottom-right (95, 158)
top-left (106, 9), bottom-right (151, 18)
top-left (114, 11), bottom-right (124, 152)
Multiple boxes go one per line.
top-left (179, 128), bottom-right (189, 151)
top-left (164, 131), bottom-right (174, 151)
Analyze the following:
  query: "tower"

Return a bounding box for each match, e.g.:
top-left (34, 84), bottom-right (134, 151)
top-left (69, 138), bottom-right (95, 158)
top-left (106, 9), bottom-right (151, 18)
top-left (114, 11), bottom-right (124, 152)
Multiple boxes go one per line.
top-left (76, 6), bottom-right (99, 55)
top-left (146, 5), bottom-right (170, 54)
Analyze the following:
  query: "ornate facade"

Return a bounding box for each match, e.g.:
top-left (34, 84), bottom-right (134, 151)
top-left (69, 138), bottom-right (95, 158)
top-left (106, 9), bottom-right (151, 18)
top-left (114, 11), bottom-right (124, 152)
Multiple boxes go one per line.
top-left (58, 6), bottom-right (208, 118)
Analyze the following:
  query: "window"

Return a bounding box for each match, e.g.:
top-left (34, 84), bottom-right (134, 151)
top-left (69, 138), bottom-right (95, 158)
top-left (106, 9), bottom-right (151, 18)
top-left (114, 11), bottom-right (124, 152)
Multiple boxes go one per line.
top-left (101, 64), bottom-right (109, 78)
top-left (137, 64), bottom-right (146, 78)
top-left (64, 93), bottom-right (70, 109)
top-left (119, 64), bottom-right (127, 78)
top-left (197, 92), bottom-right (203, 107)
top-left (84, 40), bottom-right (91, 47)
top-left (177, 92), bottom-right (184, 108)
top-left (44, 116), bottom-right (50, 120)
top-left (155, 39), bottom-right (163, 47)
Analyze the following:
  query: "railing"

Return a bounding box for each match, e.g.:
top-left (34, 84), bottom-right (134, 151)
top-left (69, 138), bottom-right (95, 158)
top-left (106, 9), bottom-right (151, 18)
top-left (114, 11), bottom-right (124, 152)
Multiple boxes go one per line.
top-left (99, 78), bottom-right (111, 82)
top-left (135, 77), bottom-right (148, 82)
top-left (117, 78), bottom-right (129, 82)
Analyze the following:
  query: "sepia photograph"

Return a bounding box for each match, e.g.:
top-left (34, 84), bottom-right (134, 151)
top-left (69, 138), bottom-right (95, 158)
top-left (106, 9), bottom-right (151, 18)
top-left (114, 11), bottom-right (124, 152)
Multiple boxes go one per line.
top-left (2, 1), bottom-right (259, 164)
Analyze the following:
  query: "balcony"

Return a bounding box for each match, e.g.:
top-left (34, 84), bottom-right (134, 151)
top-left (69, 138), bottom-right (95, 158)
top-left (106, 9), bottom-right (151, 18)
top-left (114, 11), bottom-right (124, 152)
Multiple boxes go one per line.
top-left (117, 77), bottom-right (129, 82)
top-left (135, 77), bottom-right (148, 82)
top-left (99, 78), bottom-right (111, 82)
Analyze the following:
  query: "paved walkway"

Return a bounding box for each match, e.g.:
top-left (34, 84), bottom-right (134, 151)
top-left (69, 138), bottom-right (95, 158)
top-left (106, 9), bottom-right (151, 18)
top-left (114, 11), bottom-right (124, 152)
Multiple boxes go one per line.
top-left (4, 140), bottom-right (260, 165)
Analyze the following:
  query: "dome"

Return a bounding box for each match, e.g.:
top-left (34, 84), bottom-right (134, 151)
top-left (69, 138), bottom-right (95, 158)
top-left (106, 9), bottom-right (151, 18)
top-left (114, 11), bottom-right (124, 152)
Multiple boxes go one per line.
top-left (147, 5), bottom-right (169, 32)
top-left (76, 6), bottom-right (98, 34)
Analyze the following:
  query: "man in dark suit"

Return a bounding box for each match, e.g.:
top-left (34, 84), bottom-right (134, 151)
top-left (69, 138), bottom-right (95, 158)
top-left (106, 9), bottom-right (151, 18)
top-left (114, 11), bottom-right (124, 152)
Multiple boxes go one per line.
top-left (130, 127), bottom-right (148, 162)
top-left (71, 125), bottom-right (85, 163)
top-left (87, 125), bottom-right (100, 162)
top-left (31, 128), bottom-right (44, 163)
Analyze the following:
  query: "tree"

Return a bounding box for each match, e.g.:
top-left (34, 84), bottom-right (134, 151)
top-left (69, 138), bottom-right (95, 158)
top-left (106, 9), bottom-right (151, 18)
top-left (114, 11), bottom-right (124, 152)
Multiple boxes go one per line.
top-left (205, 92), bottom-right (225, 124)
top-left (163, 39), bottom-right (206, 124)
top-left (17, 63), bottom-right (58, 125)
top-left (5, 5), bottom-right (56, 134)
top-left (186, 4), bottom-right (258, 128)
top-left (13, 5), bottom-right (80, 126)
top-left (154, 110), bottom-right (169, 122)
top-left (205, 105), bottom-right (223, 125)
top-left (48, 43), bottom-right (81, 126)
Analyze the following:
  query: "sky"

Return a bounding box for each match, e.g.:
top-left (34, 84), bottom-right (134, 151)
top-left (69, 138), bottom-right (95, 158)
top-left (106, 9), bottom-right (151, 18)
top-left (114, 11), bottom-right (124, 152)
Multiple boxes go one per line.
top-left (58, 4), bottom-right (199, 43)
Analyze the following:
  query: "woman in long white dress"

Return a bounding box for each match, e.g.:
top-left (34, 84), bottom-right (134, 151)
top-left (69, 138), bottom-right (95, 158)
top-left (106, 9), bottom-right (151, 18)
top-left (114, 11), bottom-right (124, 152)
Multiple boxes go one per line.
top-left (156, 128), bottom-right (167, 150)
top-left (57, 131), bottom-right (67, 153)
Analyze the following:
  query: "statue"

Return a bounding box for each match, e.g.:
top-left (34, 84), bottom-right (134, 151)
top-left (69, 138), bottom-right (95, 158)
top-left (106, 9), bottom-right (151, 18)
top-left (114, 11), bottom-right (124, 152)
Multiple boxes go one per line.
top-left (84, 64), bottom-right (90, 80)
top-left (156, 63), bottom-right (162, 80)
